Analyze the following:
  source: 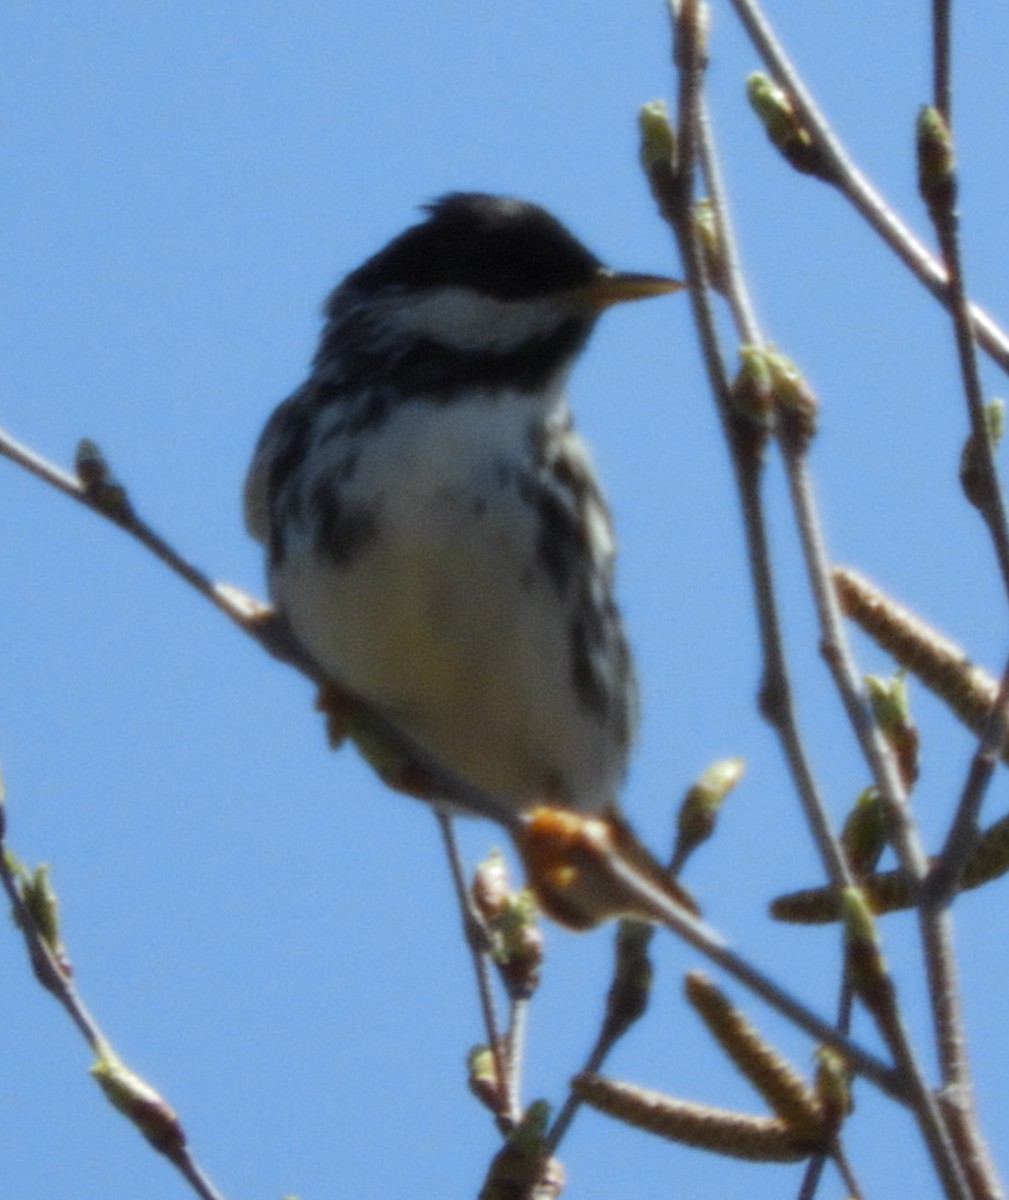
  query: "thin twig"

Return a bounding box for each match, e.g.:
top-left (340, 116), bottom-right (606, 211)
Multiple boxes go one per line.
top-left (504, 996), bottom-right (529, 1125)
top-left (797, 976), bottom-right (857, 1200)
top-left (544, 917), bottom-right (658, 1156)
top-left (832, 1143), bottom-right (866, 1200)
top-left (778, 426), bottom-right (926, 882)
top-left (694, 100), bottom-right (760, 343)
top-left (579, 823), bottom-right (975, 1200)
top-left (932, 0), bottom-right (952, 123)
top-left (914, 12), bottom-right (1008, 1193)
top-left (923, 141), bottom-right (1009, 599)
top-left (796, 1148), bottom-right (828, 1200)
top-left (587, 835), bottom-right (905, 1093)
top-left (640, 0), bottom-right (908, 1109)
top-left (931, 657), bottom-right (1009, 903)
top-left (727, 0), bottom-right (1009, 378)
top-left (435, 813), bottom-right (516, 1129)
top-left (542, 991), bottom-right (629, 1156)
top-left (0, 854), bottom-right (108, 1052)
top-left (917, 64), bottom-right (1009, 932)
top-left (0, 831), bottom-right (226, 1200)
top-left (2, 426), bottom-right (254, 627)
top-left (670, 6), bottom-right (983, 1195)
top-left (776, 425), bottom-right (973, 1200)
top-left (650, 14), bottom-right (923, 1163)
top-left (659, 0), bottom-right (854, 893)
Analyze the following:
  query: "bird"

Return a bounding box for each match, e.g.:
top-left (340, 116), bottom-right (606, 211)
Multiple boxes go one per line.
top-left (244, 192), bottom-right (679, 827)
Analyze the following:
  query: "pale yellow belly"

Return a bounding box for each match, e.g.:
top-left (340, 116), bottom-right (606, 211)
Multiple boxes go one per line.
top-left (275, 498), bottom-right (620, 811)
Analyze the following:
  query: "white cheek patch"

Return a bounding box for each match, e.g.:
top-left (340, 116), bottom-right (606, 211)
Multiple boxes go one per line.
top-left (384, 287), bottom-right (569, 353)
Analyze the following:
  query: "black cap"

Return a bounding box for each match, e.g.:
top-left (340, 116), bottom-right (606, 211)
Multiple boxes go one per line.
top-left (344, 193), bottom-right (605, 301)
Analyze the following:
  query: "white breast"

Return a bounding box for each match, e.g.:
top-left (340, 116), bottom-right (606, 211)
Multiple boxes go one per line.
top-left (272, 389), bottom-right (627, 811)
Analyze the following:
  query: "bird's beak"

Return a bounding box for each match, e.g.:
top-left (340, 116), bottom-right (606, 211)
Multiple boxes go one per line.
top-left (575, 269), bottom-right (684, 312)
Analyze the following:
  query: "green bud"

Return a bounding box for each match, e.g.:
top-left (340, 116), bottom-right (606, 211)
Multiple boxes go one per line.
top-left (92, 1055), bottom-right (186, 1156)
top-left (74, 438), bottom-right (133, 521)
top-left (841, 884), bottom-right (879, 948)
top-left (692, 197), bottom-right (728, 293)
top-left (746, 74), bottom-right (834, 182)
top-left (467, 1045), bottom-right (502, 1115)
top-left (866, 672), bottom-right (919, 789)
top-left (638, 100), bottom-right (676, 172)
top-left (471, 849), bottom-right (511, 922)
top-left (604, 918), bottom-right (654, 1039)
top-left (731, 347), bottom-right (776, 429)
top-left (841, 788), bottom-right (887, 877)
top-left (491, 888), bottom-right (544, 1000)
top-left (813, 1046), bottom-right (852, 1129)
top-left (916, 105), bottom-right (956, 217)
top-left (672, 757), bottom-right (745, 869)
top-left (842, 887), bottom-right (895, 1016)
top-left (18, 861), bottom-right (71, 977)
top-left (478, 1100), bottom-right (555, 1199)
top-left (866, 672), bottom-right (909, 729)
top-left (960, 398), bottom-right (1006, 513)
top-left (765, 349), bottom-right (818, 433)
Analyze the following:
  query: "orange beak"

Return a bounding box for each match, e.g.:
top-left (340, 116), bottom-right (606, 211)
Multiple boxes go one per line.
top-left (575, 268), bottom-right (684, 311)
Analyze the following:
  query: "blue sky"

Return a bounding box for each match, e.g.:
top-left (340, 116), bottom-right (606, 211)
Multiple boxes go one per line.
top-left (3, 4), bottom-right (1008, 1198)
